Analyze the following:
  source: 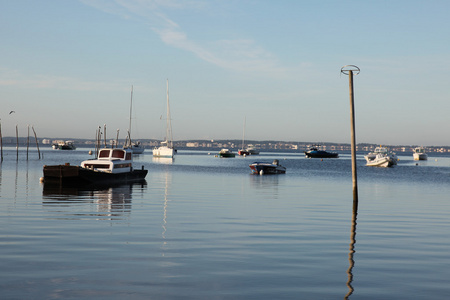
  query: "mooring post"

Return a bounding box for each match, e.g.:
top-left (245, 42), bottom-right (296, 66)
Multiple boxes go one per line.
top-left (32, 126), bottom-right (41, 159)
top-left (341, 65), bottom-right (360, 200)
top-left (16, 124), bottom-right (19, 161)
top-left (0, 121), bottom-right (3, 163)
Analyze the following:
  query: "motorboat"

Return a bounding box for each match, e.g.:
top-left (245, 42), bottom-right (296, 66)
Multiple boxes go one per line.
top-left (43, 148), bottom-right (148, 186)
top-left (304, 145), bottom-right (338, 158)
top-left (153, 79), bottom-right (176, 158)
top-left (52, 140), bottom-right (76, 150)
top-left (413, 146), bottom-right (428, 161)
top-left (218, 149), bottom-right (235, 158)
top-left (364, 146), bottom-right (397, 167)
top-left (249, 160), bottom-right (286, 175)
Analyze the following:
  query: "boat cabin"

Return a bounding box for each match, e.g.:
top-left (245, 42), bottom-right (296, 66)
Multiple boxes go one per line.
top-left (81, 148), bottom-right (133, 173)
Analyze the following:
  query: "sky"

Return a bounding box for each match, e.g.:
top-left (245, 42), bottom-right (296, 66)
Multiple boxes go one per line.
top-left (1, 0), bottom-right (450, 146)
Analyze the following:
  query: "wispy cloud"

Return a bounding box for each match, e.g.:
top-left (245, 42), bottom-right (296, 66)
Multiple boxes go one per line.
top-left (80, 0), bottom-right (288, 76)
top-left (0, 67), bottom-right (123, 90)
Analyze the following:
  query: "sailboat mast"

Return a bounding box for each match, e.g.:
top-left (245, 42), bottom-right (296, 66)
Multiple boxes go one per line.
top-left (166, 79), bottom-right (173, 148)
top-left (241, 117), bottom-right (246, 149)
top-left (128, 85), bottom-right (133, 145)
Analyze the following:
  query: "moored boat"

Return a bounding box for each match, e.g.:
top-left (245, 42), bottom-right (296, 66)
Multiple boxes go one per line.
top-left (123, 85), bottom-right (145, 154)
top-left (52, 140), bottom-right (76, 150)
top-left (364, 146), bottom-right (397, 167)
top-left (413, 146), bottom-right (428, 161)
top-left (153, 79), bottom-right (176, 158)
top-left (218, 149), bottom-right (235, 158)
top-left (43, 148), bottom-right (147, 186)
top-left (304, 145), bottom-right (338, 158)
top-left (249, 160), bottom-right (286, 175)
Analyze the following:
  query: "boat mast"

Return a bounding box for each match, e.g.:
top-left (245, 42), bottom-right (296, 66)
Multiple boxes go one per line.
top-left (166, 79), bottom-right (173, 148)
top-left (128, 85), bottom-right (133, 146)
top-left (241, 117), bottom-right (246, 150)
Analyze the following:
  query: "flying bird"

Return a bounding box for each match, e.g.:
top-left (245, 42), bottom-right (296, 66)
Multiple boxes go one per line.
top-left (9, 111), bottom-right (15, 114)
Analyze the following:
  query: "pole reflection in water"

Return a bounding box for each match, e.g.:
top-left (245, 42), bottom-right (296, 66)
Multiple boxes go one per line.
top-left (161, 171), bottom-right (172, 255)
top-left (345, 197), bottom-right (358, 299)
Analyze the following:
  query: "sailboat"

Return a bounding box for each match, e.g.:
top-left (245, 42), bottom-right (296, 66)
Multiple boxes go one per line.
top-left (153, 79), bottom-right (176, 158)
top-left (238, 117), bottom-right (259, 156)
top-left (123, 85), bottom-right (145, 154)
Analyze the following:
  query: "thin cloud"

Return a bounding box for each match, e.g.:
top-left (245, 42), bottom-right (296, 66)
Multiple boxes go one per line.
top-left (80, 0), bottom-right (289, 76)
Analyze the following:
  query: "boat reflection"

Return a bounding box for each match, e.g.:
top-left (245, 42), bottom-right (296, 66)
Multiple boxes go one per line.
top-left (152, 156), bottom-right (175, 164)
top-left (42, 181), bottom-right (147, 220)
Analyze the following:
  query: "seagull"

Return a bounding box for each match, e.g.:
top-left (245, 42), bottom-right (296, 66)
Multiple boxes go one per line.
top-left (9, 111), bottom-right (15, 114)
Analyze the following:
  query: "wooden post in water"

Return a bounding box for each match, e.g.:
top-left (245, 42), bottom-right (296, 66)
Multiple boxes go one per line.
top-left (16, 124), bottom-right (19, 161)
top-left (32, 126), bottom-right (41, 159)
top-left (341, 65), bottom-right (360, 200)
top-left (0, 121), bottom-right (3, 163)
top-left (27, 125), bottom-right (30, 160)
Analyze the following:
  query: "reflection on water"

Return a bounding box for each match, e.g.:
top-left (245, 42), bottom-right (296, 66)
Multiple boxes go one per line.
top-left (152, 156), bottom-right (175, 164)
top-left (42, 181), bottom-right (147, 220)
top-left (345, 199), bottom-right (358, 299)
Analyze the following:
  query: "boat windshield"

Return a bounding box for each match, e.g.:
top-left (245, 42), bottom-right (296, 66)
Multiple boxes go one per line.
top-left (112, 149), bottom-right (125, 159)
top-left (99, 149), bottom-right (110, 158)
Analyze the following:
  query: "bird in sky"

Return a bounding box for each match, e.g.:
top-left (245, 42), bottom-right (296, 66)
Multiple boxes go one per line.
top-left (9, 111), bottom-right (15, 114)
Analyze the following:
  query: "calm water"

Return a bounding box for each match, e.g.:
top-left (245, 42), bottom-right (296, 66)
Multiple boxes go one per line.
top-left (1, 147), bottom-right (450, 299)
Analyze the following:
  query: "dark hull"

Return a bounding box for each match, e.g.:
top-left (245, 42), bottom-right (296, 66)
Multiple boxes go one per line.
top-left (304, 151), bottom-right (338, 158)
top-left (43, 164), bottom-right (148, 186)
top-left (249, 163), bottom-right (286, 175)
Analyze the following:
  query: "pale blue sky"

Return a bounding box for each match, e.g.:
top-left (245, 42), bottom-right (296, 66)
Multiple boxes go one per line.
top-left (1, 0), bottom-right (450, 145)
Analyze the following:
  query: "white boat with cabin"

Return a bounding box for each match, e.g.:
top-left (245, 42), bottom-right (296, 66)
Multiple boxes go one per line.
top-left (413, 147), bottom-right (428, 161)
top-left (364, 146), bottom-right (397, 167)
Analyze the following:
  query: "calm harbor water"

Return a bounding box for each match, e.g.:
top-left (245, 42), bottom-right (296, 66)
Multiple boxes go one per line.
top-left (1, 147), bottom-right (450, 299)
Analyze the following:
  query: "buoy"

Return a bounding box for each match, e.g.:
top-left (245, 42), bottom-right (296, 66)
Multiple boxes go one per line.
top-left (260, 170), bottom-right (264, 175)
top-left (39, 177), bottom-right (44, 183)
top-left (89, 150), bottom-right (93, 155)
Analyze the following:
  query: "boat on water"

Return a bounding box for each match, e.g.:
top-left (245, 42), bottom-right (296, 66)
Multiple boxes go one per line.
top-left (238, 117), bottom-right (260, 156)
top-left (43, 148), bottom-right (148, 186)
top-left (364, 146), bottom-right (397, 167)
top-left (249, 160), bottom-right (286, 175)
top-left (304, 145), bottom-right (338, 158)
top-left (123, 85), bottom-right (145, 154)
top-left (218, 149), bottom-right (235, 158)
top-left (52, 140), bottom-right (76, 150)
top-left (153, 79), bottom-right (176, 158)
top-left (413, 146), bottom-right (428, 161)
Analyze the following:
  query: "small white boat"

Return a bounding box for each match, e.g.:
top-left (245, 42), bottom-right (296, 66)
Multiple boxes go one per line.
top-left (153, 79), bottom-right (176, 158)
top-left (52, 140), bottom-right (76, 150)
top-left (364, 146), bottom-right (397, 167)
top-left (249, 160), bottom-right (286, 175)
top-left (413, 147), bottom-right (428, 161)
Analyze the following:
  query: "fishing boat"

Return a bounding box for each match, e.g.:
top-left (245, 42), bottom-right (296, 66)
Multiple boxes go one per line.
top-left (304, 145), bottom-right (338, 158)
top-left (218, 149), bottom-right (235, 158)
top-left (43, 148), bottom-right (148, 186)
top-left (249, 160), bottom-right (286, 175)
top-left (123, 85), bottom-right (145, 154)
top-left (364, 146), bottom-right (397, 167)
top-left (52, 140), bottom-right (76, 150)
top-left (238, 117), bottom-right (259, 156)
top-left (413, 146), bottom-right (428, 161)
top-left (153, 79), bottom-right (176, 158)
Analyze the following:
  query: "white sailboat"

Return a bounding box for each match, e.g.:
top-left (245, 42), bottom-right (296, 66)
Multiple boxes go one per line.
top-left (153, 79), bottom-right (176, 158)
top-left (124, 85), bottom-right (145, 154)
top-left (238, 117), bottom-right (259, 156)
